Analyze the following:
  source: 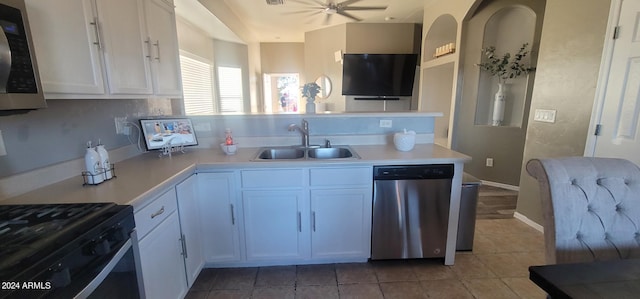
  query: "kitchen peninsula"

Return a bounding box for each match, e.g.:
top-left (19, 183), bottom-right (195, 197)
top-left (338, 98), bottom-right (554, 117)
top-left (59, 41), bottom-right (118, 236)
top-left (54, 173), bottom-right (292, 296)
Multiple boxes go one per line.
top-left (1, 114), bottom-right (469, 298)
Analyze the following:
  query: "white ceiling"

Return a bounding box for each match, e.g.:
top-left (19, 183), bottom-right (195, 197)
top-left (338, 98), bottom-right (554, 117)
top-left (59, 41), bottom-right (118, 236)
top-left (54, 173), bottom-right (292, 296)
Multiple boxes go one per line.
top-left (176, 0), bottom-right (426, 43)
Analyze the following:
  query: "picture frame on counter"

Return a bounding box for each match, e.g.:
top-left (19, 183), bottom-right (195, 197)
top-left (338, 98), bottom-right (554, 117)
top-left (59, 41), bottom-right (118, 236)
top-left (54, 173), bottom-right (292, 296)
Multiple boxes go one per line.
top-left (139, 118), bottom-right (198, 151)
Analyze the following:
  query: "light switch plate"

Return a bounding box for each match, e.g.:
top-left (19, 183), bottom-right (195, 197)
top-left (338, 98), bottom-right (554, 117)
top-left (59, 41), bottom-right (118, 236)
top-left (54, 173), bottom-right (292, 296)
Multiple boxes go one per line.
top-left (534, 109), bottom-right (556, 123)
top-left (379, 120), bottom-right (392, 128)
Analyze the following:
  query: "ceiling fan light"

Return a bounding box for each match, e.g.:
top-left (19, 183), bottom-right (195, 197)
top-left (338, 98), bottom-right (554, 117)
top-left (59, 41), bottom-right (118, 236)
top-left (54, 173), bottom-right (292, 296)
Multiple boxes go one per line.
top-left (324, 7), bottom-right (337, 14)
top-left (265, 0), bottom-right (284, 5)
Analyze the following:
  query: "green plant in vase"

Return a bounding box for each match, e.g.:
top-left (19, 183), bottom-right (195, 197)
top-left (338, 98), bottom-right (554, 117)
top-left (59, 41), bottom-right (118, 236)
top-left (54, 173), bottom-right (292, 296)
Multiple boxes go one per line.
top-left (477, 43), bottom-right (534, 126)
top-left (301, 82), bottom-right (321, 114)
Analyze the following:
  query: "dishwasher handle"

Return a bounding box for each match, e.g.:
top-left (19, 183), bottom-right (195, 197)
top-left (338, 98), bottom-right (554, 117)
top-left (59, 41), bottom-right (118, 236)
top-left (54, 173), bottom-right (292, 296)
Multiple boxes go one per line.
top-left (373, 164), bottom-right (454, 180)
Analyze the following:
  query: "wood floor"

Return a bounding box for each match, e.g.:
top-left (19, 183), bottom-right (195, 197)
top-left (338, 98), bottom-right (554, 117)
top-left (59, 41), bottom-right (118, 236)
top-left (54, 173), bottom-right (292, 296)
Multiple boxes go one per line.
top-left (476, 184), bottom-right (518, 220)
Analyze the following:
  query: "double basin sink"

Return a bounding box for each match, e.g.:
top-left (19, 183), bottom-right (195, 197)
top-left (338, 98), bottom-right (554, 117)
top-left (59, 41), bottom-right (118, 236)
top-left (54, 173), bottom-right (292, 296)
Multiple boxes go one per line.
top-left (253, 146), bottom-right (360, 161)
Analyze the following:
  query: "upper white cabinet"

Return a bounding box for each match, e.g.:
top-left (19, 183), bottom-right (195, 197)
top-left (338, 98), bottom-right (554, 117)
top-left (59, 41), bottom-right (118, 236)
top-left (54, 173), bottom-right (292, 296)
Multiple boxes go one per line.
top-left (142, 0), bottom-right (182, 96)
top-left (26, 0), bottom-right (106, 95)
top-left (25, 0), bottom-right (181, 99)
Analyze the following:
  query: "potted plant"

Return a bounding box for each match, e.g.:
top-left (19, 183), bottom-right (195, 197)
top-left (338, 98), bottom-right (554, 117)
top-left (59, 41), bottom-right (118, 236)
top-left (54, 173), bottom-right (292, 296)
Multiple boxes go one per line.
top-left (477, 43), bottom-right (534, 126)
top-left (301, 82), bottom-right (321, 114)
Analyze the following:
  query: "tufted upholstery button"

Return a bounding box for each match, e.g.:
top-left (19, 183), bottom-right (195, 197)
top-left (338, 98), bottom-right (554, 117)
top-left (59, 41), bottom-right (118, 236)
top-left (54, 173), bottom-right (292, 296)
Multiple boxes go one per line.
top-left (596, 178), bottom-right (602, 185)
top-left (616, 205), bottom-right (622, 212)
top-left (571, 179), bottom-right (578, 185)
top-left (587, 205), bottom-right (593, 212)
top-left (624, 179), bottom-right (630, 185)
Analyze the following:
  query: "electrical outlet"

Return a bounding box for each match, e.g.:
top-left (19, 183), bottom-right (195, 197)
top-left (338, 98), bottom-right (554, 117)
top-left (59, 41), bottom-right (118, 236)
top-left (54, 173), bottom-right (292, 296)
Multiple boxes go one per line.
top-left (123, 124), bottom-right (131, 136)
top-left (114, 117), bottom-right (127, 134)
top-left (486, 158), bottom-right (494, 167)
top-left (379, 119), bottom-right (392, 128)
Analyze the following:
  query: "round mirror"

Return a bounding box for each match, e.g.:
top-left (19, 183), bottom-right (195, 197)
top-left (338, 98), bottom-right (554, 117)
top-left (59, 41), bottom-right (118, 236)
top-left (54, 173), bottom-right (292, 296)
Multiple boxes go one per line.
top-left (314, 75), bottom-right (332, 99)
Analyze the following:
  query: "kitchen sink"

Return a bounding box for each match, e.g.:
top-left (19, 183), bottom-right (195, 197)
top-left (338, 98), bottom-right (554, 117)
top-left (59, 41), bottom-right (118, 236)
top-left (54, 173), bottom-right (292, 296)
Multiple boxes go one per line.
top-left (256, 148), bottom-right (305, 160)
top-left (308, 148), bottom-right (354, 159)
top-left (252, 146), bottom-right (359, 161)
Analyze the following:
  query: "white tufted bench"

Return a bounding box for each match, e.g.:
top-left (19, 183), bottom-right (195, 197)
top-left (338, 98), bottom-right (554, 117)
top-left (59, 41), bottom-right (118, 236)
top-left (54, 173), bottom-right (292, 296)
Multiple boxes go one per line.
top-left (527, 157), bottom-right (640, 264)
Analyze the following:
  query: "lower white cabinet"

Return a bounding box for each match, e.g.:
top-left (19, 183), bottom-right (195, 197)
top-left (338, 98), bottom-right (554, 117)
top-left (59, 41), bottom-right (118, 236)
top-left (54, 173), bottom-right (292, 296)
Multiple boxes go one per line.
top-left (310, 188), bottom-right (372, 259)
top-left (242, 190), bottom-right (308, 261)
top-left (137, 210), bottom-right (188, 299)
top-left (176, 174), bottom-right (205, 287)
top-left (198, 172), bottom-right (242, 263)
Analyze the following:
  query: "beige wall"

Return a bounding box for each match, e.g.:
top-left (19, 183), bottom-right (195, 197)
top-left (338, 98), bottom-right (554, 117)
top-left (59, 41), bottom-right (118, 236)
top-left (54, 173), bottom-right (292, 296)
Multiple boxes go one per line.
top-left (345, 23), bottom-right (418, 54)
top-left (305, 24), bottom-right (347, 111)
top-left (176, 16), bottom-right (214, 61)
top-left (516, 0), bottom-right (611, 224)
top-left (454, 0), bottom-right (545, 186)
top-left (260, 43), bottom-right (305, 75)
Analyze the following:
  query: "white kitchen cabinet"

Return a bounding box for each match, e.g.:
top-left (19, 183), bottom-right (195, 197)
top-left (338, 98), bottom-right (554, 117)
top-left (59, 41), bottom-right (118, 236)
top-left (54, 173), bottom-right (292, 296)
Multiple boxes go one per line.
top-left (310, 188), bottom-right (372, 259)
top-left (25, 0), bottom-right (106, 95)
top-left (137, 210), bottom-right (188, 299)
top-left (242, 190), bottom-right (308, 261)
top-left (175, 174), bottom-right (205, 287)
top-left (25, 0), bottom-right (181, 98)
top-left (197, 172), bottom-right (242, 263)
top-left (143, 0), bottom-right (182, 96)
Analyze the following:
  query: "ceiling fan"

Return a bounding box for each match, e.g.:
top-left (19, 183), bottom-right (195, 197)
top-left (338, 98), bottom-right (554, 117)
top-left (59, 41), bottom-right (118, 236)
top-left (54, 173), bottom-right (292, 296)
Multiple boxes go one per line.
top-left (283, 0), bottom-right (388, 25)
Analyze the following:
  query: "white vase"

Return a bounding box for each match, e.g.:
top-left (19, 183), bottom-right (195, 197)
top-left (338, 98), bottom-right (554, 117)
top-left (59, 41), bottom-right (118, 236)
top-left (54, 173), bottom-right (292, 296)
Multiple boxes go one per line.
top-left (492, 83), bottom-right (506, 126)
top-left (305, 97), bottom-right (316, 114)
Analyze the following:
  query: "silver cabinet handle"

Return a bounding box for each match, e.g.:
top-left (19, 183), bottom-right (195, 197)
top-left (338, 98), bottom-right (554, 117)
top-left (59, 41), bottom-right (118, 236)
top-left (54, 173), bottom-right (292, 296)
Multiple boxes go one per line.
top-left (153, 40), bottom-right (160, 61)
top-left (297, 212), bottom-right (301, 232)
top-left (230, 204), bottom-right (235, 225)
top-left (312, 211), bottom-right (316, 232)
top-left (89, 17), bottom-right (102, 49)
top-left (150, 206), bottom-right (165, 219)
top-left (180, 234), bottom-right (188, 259)
top-left (144, 37), bottom-right (152, 60)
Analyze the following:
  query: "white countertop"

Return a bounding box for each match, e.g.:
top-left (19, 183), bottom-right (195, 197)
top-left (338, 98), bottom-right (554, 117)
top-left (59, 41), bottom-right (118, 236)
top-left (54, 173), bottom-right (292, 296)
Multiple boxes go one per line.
top-left (2, 143), bottom-right (470, 211)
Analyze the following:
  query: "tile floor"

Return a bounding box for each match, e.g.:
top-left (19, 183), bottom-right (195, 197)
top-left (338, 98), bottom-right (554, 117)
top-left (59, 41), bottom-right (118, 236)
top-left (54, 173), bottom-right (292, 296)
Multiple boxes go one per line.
top-left (186, 218), bottom-right (547, 299)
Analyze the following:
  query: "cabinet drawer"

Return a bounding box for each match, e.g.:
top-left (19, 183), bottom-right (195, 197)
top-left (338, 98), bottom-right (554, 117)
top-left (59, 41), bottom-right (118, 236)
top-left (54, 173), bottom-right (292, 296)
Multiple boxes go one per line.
top-left (135, 188), bottom-right (178, 240)
top-left (310, 167), bottom-right (372, 186)
top-left (241, 169), bottom-right (303, 188)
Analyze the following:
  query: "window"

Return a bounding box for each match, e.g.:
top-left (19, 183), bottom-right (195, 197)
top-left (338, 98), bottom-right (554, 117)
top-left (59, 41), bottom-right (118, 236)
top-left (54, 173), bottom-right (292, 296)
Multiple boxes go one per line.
top-left (217, 66), bottom-right (244, 113)
top-left (180, 53), bottom-right (215, 115)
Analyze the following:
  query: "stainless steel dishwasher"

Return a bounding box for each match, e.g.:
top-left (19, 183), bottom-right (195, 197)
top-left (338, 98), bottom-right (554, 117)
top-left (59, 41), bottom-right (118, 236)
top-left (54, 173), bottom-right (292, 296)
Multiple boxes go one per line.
top-left (371, 164), bottom-right (454, 260)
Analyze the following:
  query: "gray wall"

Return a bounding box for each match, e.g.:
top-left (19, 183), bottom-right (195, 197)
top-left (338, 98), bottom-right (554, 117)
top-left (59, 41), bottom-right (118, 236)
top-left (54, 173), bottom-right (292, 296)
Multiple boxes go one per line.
top-left (0, 99), bottom-right (173, 178)
top-left (454, 0), bottom-right (545, 186)
top-left (516, 0), bottom-right (611, 224)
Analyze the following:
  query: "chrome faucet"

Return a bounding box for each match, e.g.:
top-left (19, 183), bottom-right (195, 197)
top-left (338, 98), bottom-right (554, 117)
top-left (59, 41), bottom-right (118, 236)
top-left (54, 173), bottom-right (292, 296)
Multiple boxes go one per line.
top-left (288, 119), bottom-right (310, 148)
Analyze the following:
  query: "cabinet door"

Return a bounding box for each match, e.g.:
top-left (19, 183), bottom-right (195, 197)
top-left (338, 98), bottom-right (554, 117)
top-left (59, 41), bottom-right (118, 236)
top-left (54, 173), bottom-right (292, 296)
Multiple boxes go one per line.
top-left (143, 0), bottom-right (182, 97)
top-left (25, 0), bottom-right (106, 95)
top-left (95, 0), bottom-right (152, 95)
top-left (310, 188), bottom-right (372, 259)
top-left (176, 175), bottom-right (204, 287)
top-left (243, 190), bottom-right (308, 261)
top-left (198, 173), bottom-right (241, 263)
top-left (138, 211), bottom-right (188, 299)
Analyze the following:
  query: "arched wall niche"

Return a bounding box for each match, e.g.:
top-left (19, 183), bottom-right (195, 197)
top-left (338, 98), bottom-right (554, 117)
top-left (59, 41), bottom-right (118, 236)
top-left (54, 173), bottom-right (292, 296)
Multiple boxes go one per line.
top-left (424, 14), bottom-right (458, 62)
top-left (475, 5), bottom-right (536, 127)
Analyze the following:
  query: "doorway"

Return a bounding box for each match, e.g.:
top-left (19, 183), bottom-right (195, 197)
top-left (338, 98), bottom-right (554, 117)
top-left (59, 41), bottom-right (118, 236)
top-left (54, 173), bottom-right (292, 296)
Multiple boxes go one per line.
top-left (263, 73), bottom-right (300, 113)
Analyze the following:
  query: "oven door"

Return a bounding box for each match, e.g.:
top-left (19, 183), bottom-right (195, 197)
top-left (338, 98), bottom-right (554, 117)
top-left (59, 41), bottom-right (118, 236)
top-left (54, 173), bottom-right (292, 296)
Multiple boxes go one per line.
top-left (77, 230), bottom-right (144, 299)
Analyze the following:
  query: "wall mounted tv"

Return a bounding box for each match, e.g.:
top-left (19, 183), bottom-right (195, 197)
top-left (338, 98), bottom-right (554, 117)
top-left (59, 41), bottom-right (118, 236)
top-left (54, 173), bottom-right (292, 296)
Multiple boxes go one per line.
top-left (341, 53), bottom-right (418, 97)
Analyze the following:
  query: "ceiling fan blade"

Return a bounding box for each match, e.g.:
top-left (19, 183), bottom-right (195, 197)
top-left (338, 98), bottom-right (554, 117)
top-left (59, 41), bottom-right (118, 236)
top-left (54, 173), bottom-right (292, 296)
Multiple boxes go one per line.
top-left (337, 0), bottom-right (363, 6)
top-left (323, 13), bottom-right (332, 25)
top-left (336, 10), bottom-right (362, 22)
top-left (341, 6), bottom-right (388, 11)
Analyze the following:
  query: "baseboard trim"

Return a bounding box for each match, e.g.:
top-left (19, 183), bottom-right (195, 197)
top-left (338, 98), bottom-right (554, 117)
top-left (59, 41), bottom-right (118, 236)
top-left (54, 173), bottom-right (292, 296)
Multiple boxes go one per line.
top-left (514, 212), bottom-right (544, 233)
top-left (481, 180), bottom-right (520, 191)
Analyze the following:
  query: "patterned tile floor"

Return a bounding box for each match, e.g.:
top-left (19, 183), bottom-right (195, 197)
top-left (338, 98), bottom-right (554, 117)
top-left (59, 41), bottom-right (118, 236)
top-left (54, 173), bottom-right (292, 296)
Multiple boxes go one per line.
top-left (186, 218), bottom-right (547, 299)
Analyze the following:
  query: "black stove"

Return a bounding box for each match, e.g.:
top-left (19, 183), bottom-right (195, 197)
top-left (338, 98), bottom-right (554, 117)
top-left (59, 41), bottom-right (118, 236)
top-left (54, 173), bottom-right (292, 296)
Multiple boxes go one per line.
top-left (0, 203), bottom-right (137, 298)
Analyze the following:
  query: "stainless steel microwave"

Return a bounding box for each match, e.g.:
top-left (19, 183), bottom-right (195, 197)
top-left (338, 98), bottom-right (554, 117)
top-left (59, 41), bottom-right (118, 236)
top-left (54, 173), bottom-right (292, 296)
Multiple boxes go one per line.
top-left (0, 0), bottom-right (45, 110)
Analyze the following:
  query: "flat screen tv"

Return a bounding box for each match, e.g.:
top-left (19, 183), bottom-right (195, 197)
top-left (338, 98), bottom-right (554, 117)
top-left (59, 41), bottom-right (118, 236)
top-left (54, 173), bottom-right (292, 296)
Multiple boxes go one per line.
top-left (342, 53), bottom-right (418, 97)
